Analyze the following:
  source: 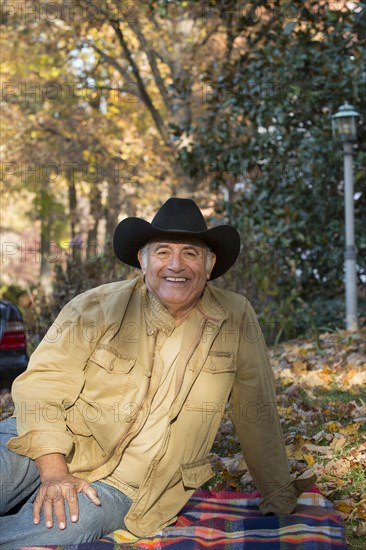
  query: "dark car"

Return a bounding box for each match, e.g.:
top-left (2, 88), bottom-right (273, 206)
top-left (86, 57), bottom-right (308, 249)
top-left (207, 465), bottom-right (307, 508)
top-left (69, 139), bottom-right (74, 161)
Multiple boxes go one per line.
top-left (0, 300), bottom-right (28, 389)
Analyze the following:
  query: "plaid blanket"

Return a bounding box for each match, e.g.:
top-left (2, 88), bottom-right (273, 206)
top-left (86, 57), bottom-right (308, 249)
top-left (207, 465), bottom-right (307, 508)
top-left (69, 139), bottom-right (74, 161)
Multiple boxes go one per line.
top-left (23, 489), bottom-right (347, 549)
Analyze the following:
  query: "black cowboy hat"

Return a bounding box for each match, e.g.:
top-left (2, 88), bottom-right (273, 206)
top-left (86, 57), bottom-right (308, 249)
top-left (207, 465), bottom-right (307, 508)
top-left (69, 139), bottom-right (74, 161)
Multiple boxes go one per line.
top-left (113, 197), bottom-right (240, 280)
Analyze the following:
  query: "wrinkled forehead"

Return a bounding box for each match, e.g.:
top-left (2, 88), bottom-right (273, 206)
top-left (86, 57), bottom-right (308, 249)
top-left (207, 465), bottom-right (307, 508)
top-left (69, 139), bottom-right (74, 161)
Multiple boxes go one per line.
top-left (147, 236), bottom-right (208, 250)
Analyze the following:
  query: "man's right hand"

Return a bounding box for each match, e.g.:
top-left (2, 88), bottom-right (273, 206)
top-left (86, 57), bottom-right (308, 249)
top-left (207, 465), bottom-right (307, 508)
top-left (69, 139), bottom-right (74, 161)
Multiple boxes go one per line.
top-left (34, 453), bottom-right (101, 530)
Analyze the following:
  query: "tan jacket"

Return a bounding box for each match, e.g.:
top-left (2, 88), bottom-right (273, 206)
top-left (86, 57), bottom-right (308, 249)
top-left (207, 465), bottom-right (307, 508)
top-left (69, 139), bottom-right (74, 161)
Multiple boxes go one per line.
top-left (8, 277), bottom-right (313, 536)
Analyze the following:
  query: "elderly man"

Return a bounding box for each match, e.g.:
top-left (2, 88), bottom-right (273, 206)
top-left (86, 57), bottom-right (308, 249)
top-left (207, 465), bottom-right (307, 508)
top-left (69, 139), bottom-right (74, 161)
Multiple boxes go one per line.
top-left (0, 198), bottom-right (314, 547)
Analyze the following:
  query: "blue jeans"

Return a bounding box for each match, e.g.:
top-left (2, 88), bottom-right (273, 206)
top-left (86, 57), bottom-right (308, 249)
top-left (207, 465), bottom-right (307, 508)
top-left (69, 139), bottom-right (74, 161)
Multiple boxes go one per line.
top-left (0, 418), bottom-right (132, 549)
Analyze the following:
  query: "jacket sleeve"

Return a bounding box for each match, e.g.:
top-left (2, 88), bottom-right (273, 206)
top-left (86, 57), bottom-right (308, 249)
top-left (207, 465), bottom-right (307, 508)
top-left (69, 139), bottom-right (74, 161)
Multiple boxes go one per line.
top-left (7, 294), bottom-right (105, 460)
top-left (229, 299), bottom-right (315, 515)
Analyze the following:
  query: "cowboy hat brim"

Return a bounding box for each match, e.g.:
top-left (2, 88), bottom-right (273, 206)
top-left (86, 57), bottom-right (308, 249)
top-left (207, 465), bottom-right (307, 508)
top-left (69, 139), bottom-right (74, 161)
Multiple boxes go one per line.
top-left (113, 217), bottom-right (240, 280)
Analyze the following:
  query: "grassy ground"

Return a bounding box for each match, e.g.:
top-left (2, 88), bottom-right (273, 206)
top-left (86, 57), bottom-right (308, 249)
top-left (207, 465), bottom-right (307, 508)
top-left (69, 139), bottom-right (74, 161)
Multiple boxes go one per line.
top-left (1, 329), bottom-right (365, 547)
top-left (206, 329), bottom-right (366, 549)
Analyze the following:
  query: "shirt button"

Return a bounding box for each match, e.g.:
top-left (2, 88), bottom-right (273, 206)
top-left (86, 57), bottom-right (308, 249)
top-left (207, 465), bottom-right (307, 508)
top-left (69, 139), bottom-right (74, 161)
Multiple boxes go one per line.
top-left (147, 328), bottom-right (155, 336)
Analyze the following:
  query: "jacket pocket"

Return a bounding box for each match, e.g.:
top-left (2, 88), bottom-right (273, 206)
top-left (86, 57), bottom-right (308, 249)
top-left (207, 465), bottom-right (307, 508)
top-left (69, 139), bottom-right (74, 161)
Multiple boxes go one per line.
top-left (180, 457), bottom-right (214, 489)
top-left (82, 346), bottom-right (138, 406)
top-left (202, 351), bottom-right (236, 373)
top-left (66, 402), bottom-right (93, 437)
top-left (88, 344), bottom-right (136, 374)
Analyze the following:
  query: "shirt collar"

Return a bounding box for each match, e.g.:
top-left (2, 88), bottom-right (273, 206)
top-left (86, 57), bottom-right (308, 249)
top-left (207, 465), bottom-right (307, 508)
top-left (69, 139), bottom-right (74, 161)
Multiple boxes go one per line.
top-left (139, 277), bottom-right (228, 336)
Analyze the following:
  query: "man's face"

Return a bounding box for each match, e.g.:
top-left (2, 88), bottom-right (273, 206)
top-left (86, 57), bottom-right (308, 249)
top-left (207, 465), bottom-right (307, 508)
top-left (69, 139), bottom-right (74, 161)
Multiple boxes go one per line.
top-left (138, 238), bottom-right (216, 323)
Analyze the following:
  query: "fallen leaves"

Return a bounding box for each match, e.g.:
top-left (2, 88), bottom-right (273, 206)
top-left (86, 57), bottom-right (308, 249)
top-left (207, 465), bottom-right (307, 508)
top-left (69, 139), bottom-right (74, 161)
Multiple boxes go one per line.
top-left (0, 390), bottom-right (14, 421)
top-left (324, 457), bottom-right (352, 477)
top-left (271, 330), bottom-right (366, 389)
top-left (209, 329), bottom-right (366, 540)
top-left (303, 443), bottom-right (332, 454)
top-left (354, 520), bottom-right (366, 537)
top-left (272, 329), bottom-right (366, 543)
top-left (350, 398), bottom-right (366, 422)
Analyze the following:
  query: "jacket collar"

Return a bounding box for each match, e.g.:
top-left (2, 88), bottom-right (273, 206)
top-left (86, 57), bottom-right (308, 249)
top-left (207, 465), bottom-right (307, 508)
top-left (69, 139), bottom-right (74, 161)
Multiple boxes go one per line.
top-left (139, 277), bottom-right (228, 336)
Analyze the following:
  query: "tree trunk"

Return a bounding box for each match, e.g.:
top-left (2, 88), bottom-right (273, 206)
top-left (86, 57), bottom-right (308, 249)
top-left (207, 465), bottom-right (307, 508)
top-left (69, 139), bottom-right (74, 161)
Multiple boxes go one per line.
top-left (87, 182), bottom-right (102, 260)
top-left (39, 187), bottom-right (53, 296)
top-left (67, 174), bottom-right (78, 242)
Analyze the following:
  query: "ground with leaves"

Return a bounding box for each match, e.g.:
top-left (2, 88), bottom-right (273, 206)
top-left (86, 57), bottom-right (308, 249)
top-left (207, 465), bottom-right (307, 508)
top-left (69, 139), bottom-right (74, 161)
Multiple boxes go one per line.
top-left (208, 330), bottom-right (366, 549)
top-left (1, 329), bottom-right (365, 548)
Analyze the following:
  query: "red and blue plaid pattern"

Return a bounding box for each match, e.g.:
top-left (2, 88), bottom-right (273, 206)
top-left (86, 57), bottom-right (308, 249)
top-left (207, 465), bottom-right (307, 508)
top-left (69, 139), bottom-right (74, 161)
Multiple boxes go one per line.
top-left (22, 489), bottom-right (347, 549)
top-left (104, 489), bottom-right (347, 549)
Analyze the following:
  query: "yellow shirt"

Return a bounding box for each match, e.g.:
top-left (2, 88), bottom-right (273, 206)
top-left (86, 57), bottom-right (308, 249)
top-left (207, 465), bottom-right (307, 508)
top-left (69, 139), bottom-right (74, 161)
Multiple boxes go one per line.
top-left (104, 320), bottom-right (186, 497)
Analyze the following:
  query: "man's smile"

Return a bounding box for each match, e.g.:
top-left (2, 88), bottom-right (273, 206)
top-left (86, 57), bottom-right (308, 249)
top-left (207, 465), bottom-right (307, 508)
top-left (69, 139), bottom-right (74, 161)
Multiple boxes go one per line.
top-left (164, 277), bottom-right (188, 283)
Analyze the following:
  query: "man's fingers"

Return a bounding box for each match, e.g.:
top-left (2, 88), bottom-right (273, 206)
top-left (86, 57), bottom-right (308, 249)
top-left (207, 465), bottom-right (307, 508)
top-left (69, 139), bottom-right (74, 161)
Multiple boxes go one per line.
top-left (42, 497), bottom-right (56, 528)
top-left (33, 494), bottom-right (42, 525)
top-left (64, 483), bottom-right (79, 522)
top-left (52, 492), bottom-right (68, 530)
top-left (80, 483), bottom-right (101, 506)
top-left (32, 477), bottom-right (99, 529)
top-left (33, 482), bottom-right (68, 529)
top-left (32, 486), bottom-right (56, 527)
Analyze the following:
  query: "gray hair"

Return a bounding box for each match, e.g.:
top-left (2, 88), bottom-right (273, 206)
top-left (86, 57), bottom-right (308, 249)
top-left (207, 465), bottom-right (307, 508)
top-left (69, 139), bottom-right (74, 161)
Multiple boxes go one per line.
top-left (139, 242), bottom-right (215, 275)
top-left (139, 243), bottom-right (149, 271)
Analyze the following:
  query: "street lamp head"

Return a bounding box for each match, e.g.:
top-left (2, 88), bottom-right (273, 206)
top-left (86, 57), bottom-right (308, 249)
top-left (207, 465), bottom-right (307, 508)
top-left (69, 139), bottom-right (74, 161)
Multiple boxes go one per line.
top-left (332, 102), bottom-right (360, 142)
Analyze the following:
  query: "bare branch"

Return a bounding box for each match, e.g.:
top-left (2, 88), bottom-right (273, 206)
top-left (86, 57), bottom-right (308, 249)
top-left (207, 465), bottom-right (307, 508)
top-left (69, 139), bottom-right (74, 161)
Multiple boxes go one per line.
top-left (148, 11), bottom-right (162, 32)
top-left (127, 19), bottom-right (171, 109)
top-left (89, 43), bottom-right (136, 87)
top-left (225, 13), bottom-right (234, 63)
top-left (111, 21), bottom-right (169, 142)
top-left (199, 22), bottom-right (221, 48)
top-left (79, 1), bottom-right (169, 141)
